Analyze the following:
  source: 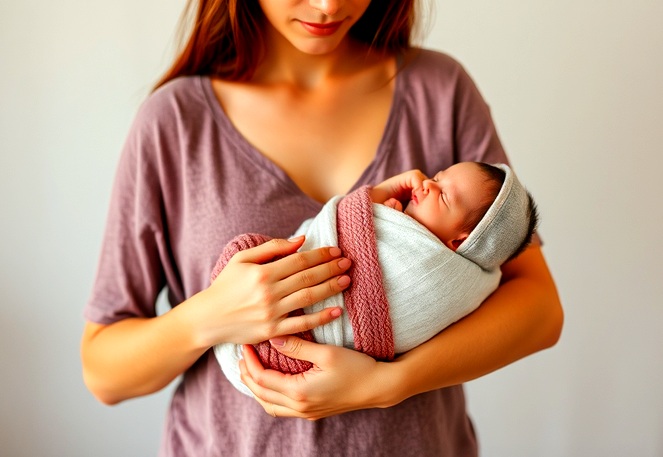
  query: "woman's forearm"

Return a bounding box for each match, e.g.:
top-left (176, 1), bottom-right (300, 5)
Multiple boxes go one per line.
top-left (383, 245), bottom-right (563, 405)
top-left (235, 244), bottom-right (563, 419)
top-left (81, 296), bottom-right (208, 405)
top-left (81, 239), bottom-right (353, 405)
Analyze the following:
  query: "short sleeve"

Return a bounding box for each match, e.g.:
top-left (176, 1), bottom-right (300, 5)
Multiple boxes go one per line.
top-left (83, 107), bottom-right (169, 325)
top-left (452, 63), bottom-right (509, 165)
top-left (449, 57), bottom-right (542, 247)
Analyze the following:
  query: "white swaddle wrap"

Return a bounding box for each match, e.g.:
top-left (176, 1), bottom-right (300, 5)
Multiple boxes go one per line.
top-left (215, 197), bottom-right (501, 397)
top-left (215, 164), bottom-right (531, 397)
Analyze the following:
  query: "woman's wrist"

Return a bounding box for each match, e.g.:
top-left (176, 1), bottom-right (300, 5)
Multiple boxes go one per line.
top-left (366, 359), bottom-right (411, 409)
top-left (372, 352), bottom-right (445, 409)
top-left (169, 289), bottom-right (219, 352)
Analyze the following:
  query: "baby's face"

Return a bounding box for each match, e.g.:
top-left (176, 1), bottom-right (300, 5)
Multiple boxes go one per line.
top-left (404, 162), bottom-right (489, 250)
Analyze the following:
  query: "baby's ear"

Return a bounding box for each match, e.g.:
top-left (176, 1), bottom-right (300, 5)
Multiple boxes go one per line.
top-left (449, 236), bottom-right (468, 251)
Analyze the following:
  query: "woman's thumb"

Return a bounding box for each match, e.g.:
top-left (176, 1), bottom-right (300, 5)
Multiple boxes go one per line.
top-left (269, 336), bottom-right (318, 363)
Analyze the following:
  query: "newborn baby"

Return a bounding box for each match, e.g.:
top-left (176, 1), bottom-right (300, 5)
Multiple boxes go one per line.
top-left (376, 161), bottom-right (533, 257)
top-left (213, 163), bottom-right (538, 396)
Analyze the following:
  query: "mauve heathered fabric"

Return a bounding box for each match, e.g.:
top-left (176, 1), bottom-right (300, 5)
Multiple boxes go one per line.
top-left (85, 49), bottom-right (510, 457)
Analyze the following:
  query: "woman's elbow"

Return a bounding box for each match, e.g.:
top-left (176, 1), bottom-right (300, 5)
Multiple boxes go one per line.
top-left (80, 350), bottom-right (127, 406)
top-left (80, 325), bottom-right (124, 406)
top-left (82, 369), bottom-right (122, 406)
top-left (538, 287), bottom-right (564, 350)
top-left (508, 245), bottom-right (565, 351)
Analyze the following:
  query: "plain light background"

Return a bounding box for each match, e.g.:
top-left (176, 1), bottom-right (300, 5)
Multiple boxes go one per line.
top-left (1, 1), bottom-right (661, 456)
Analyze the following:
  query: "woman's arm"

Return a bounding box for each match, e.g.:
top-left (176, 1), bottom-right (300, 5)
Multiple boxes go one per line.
top-left (81, 311), bottom-right (205, 406)
top-left (81, 237), bottom-right (352, 405)
top-left (238, 244), bottom-right (563, 419)
top-left (389, 243), bottom-right (562, 396)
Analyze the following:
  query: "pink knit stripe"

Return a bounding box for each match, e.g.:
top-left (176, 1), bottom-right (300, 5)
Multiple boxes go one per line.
top-left (211, 233), bottom-right (272, 282)
top-left (210, 233), bottom-right (313, 374)
top-left (211, 186), bottom-right (396, 372)
top-left (336, 186), bottom-right (395, 361)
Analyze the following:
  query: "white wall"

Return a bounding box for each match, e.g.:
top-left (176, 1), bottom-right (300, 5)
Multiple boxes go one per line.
top-left (427, 2), bottom-right (663, 456)
top-left (1, 1), bottom-right (661, 456)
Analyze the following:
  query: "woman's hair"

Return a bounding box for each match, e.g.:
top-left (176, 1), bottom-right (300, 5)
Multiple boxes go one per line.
top-left (154, 0), bottom-right (418, 89)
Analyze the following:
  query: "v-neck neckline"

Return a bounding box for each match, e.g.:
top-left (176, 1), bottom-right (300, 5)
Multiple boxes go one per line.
top-left (200, 60), bottom-right (405, 212)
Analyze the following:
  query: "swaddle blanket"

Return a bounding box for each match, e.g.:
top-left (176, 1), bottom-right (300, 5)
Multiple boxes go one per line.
top-left (212, 186), bottom-right (502, 397)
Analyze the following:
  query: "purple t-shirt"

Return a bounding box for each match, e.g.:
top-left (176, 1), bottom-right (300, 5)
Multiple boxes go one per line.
top-left (85, 49), bottom-right (509, 457)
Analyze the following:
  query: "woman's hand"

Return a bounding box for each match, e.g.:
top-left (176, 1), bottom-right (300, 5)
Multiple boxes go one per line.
top-left (191, 236), bottom-right (352, 347)
top-left (237, 245), bottom-right (562, 420)
top-left (370, 169), bottom-right (427, 205)
top-left (238, 337), bottom-right (398, 420)
top-left (82, 236), bottom-right (353, 405)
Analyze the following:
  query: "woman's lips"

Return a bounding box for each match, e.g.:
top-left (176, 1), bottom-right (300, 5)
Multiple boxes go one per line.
top-left (300, 20), bottom-right (344, 36)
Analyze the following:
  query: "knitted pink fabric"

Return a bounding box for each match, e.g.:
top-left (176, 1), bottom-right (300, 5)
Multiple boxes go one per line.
top-left (210, 186), bottom-right (395, 375)
top-left (337, 186), bottom-right (394, 361)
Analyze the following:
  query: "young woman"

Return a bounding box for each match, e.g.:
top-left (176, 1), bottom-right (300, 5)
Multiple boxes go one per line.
top-left (81, 1), bottom-right (563, 455)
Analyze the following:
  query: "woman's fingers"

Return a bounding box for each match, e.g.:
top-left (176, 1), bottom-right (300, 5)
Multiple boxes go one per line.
top-left (267, 336), bottom-right (329, 365)
top-left (215, 237), bottom-right (351, 342)
top-left (270, 245), bottom-right (344, 280)
top-left (241, 338), bottom-right (324, 396)
top-left (241, 338), bottom-right (388, 420)
top-left (233, 236), bottom-right (306, 265)
top-left (237, 237), bottom-right (348, 287)
top-left (275, 274), bottom-right (351, 319)
top-left (240, 339), bottom-right (369, 421)
top-left (276, 305), bottom-right (343, 336)
top-left (275, 256), bottom-right (351, 298)
top-left (239, 345), bottom-right (300, 410)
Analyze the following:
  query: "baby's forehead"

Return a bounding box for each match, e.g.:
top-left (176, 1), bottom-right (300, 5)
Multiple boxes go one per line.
top-left (437, 162), bottom-right (483, 177)
top-left (436, 164), bottom-right (489, 189)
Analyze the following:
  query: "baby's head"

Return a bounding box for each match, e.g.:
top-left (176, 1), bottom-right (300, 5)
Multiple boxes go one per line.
top-left (404, 162), bottom-right (538, 268)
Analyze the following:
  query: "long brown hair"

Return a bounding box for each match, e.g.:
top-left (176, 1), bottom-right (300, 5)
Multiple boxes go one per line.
top-left (154, 0), bottom-right (418, 89)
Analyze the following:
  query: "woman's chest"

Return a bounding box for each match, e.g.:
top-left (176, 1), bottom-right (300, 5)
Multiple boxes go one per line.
top-left (212, 78), bottom-right (396, 203)
top-left (162, 92), bottom-right (451, 297)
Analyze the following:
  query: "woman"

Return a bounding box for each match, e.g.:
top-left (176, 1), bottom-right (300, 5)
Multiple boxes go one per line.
top-left (81, 0), bottom-right (563, 455)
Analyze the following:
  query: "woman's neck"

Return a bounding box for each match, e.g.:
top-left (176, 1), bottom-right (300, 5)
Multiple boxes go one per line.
top-left (252, 23), bottom-right (377, 89)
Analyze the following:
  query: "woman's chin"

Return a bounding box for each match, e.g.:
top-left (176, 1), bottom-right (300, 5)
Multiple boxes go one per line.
top-left (292, 38), bottom-right (346, 56)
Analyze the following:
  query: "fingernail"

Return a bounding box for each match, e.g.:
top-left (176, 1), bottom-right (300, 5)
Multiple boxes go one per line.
top-left (337, 275), bottom-right (351, 287)
top-left (288, 235), bottom-right (305, 242)
top-left (330, 308), bottom-right (342, 318)
top-left (338, 258), bottom-right (351, 269)
top-left (329, 247), bottom-right (341, 257)
top-left (269, 337), bottom-right (286, 347)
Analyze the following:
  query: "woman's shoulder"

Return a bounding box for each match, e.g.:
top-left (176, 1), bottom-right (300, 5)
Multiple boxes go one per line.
top-left (123, 75), bottom-right (223, 157)
top-left (402, 48), bottom-right (468, 81)
top-left (118, 76), bottom-right (218, 170)
top-left (397, 48), bottom-right (485, 111)
top-left (134, 76), bottom-right (209, 126)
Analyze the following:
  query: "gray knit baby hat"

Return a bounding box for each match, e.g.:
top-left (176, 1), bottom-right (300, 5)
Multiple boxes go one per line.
top-left (455, 164), bottom-right (531, 271)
